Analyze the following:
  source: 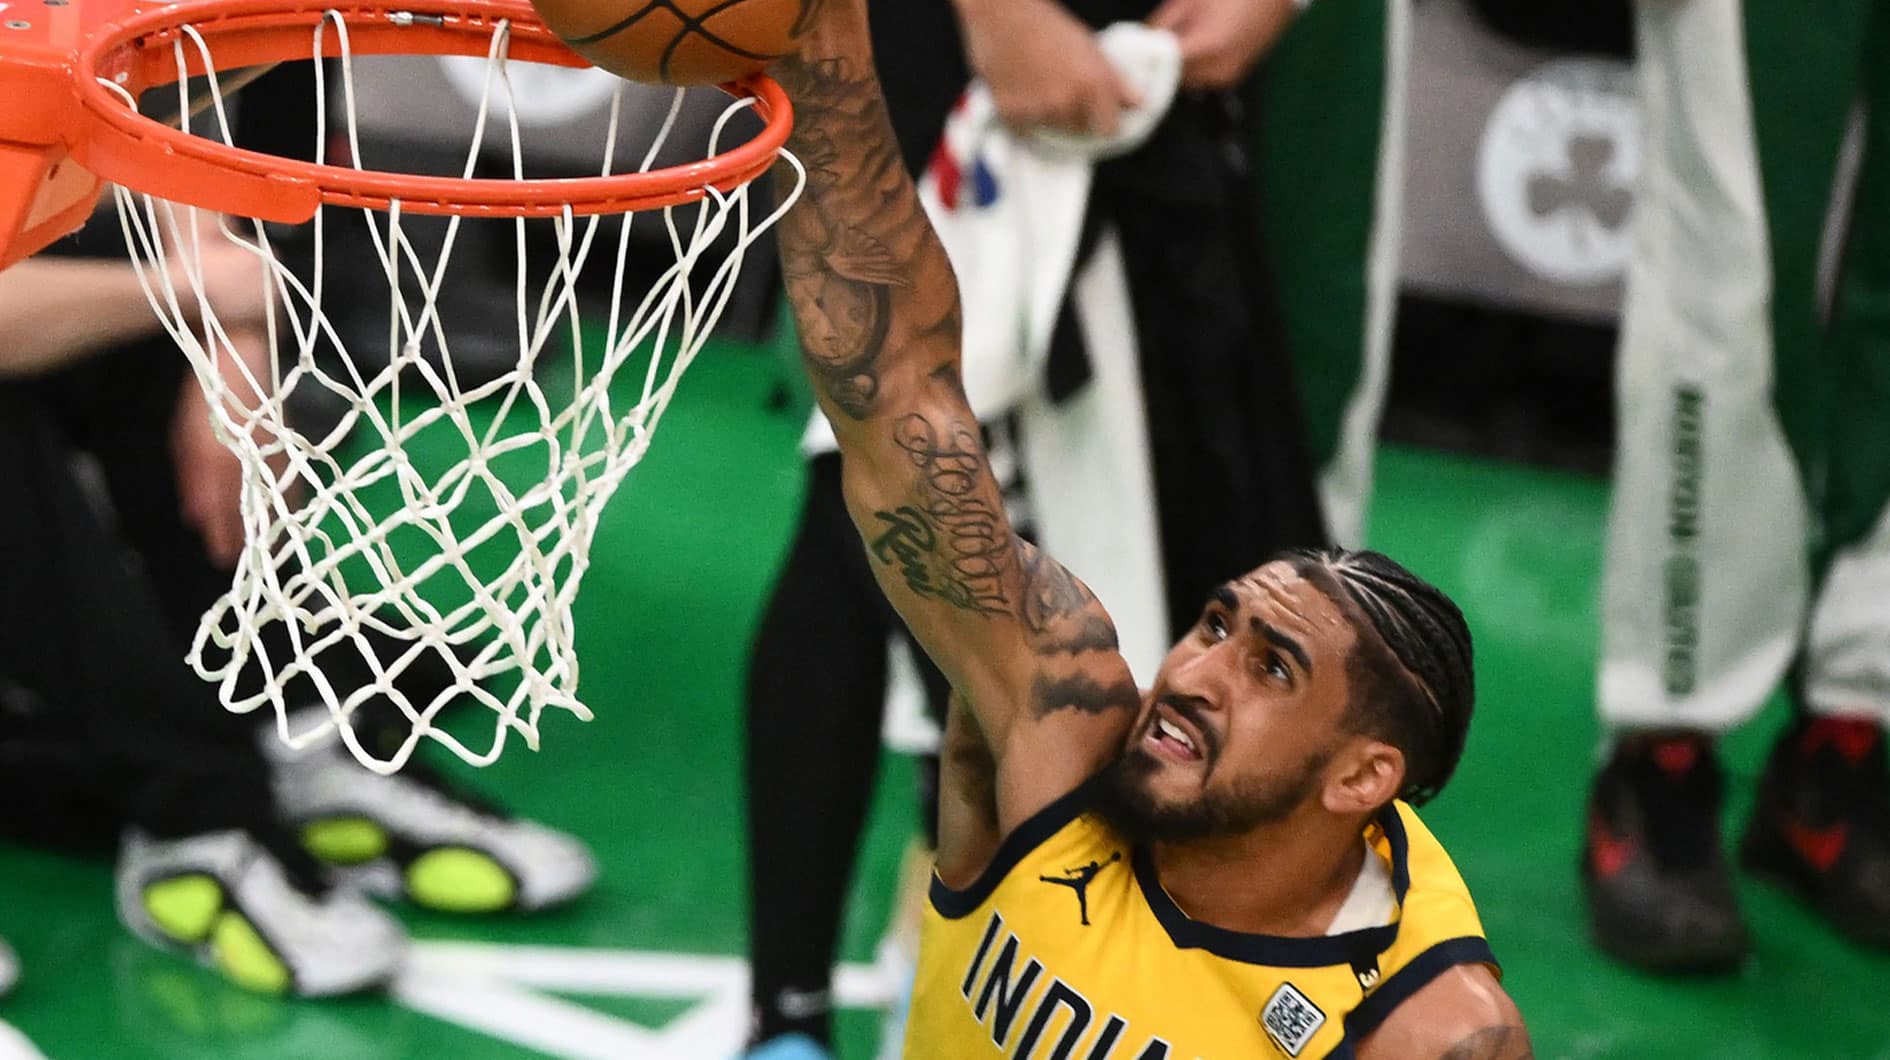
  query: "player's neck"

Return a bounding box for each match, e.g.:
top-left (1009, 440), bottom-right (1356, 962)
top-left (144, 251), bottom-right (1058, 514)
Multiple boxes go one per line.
top-left (1150, 812), bottom-right (1370, 937)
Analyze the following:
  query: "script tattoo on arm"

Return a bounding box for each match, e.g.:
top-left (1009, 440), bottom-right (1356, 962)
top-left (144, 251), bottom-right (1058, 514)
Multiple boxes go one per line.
top-left (860, 414), bottom-right (1136, 722)
top-left (1437, 1027), bottom-right (1533, 1060)
top-left (868, 414), bottom-right (1010, 614)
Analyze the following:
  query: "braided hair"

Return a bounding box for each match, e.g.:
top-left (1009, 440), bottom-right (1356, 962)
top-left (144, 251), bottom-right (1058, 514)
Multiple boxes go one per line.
top-left (1285, 547), bottom-right (1475, 806)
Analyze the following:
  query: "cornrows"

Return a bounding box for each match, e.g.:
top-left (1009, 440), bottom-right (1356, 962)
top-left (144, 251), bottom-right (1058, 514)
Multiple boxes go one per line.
top-left (1288, 547), bottom-right (1477, 806)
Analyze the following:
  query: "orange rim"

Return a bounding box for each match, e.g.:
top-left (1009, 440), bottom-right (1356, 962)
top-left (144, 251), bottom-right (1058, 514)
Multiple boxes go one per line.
top-left (66, 0), bottom-right (791, 222)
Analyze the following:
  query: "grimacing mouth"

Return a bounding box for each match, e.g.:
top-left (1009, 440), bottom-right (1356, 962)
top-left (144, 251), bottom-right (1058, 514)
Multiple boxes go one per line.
top-left (1145, 695), bottom-right (1216, 764)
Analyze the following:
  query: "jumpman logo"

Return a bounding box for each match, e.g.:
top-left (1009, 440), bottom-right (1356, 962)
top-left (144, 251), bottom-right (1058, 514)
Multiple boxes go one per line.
top-left (1039, 852), bottom-right (1121, 926)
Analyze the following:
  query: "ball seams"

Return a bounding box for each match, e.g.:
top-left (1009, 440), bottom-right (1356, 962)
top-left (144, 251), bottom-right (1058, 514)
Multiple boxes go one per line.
top-left (564, 0), bottom-right (793, 84)
top-left (566, 0), bottom-right (666, 45)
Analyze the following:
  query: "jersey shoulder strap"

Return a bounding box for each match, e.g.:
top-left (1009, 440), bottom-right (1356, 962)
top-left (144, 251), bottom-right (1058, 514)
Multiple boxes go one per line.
top-left (1339, 803), bottom-right (1498, 1046)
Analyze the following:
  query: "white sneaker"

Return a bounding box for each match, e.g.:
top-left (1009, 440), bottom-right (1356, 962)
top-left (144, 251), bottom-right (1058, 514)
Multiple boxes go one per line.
top-left (268, 713), bottom-right (597, 914)
top-left (0, 935), bottom-right (16, 998)
top-left (117, 829), bottom-right (406, 997)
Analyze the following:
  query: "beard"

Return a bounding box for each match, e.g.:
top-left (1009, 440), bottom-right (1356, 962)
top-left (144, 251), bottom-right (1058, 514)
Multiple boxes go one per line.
top-left (1093, 744), bottom-right (1332, 845)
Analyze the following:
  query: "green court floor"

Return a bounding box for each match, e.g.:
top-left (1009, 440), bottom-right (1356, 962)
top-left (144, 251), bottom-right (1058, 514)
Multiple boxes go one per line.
top-left (1, 344), bottom-right (1885, 1058)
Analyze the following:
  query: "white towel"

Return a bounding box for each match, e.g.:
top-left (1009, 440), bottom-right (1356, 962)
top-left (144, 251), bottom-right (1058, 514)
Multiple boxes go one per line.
top-left (802, 21), bottom-right (1181, 452)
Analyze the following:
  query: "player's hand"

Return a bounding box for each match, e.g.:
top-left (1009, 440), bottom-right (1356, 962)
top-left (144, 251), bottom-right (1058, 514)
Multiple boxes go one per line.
top-left (170, 324), bottom-right (281, 568)
top-left (956, 0), bottom-right (1141, 137)
top-left (171, 368), bottom-right (247, 568)
top-left (1148, 0), bottom-right (1298, 92)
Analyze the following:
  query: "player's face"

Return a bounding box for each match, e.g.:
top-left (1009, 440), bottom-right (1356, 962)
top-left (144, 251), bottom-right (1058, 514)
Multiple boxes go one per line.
top-left (1101, 561), bottom-right (1361, 841)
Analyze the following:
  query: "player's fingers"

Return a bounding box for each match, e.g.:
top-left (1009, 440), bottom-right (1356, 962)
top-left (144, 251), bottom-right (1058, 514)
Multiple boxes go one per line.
top-left (991, 86), bottom-right (1052, 132)
top-left (207, 509), bottom-right (244, 569)
top-left (1082, 88), bottom-right (1121, 138)
top-left (1145, 0), bottom-right (1194, 31)
top-left (180, 490), bottom-right (219, 564)
top-left (1184, 46), bottom-right (1251, 92)
top-left (1178, 53), bottom-right (1211, 90)
top-left (1173, 29), bottom-right (1233, 87)
top-left (1170, 20), bottom-right (1215, 62)
top-left (1052, 100), bottom-right (1095, 135)
top-left (1037, 79), bottom-right (1103, 134)
top-left (1111, 67), bottom-right (1144, 110)
top-left (203, 463), bottom-right (246, 567)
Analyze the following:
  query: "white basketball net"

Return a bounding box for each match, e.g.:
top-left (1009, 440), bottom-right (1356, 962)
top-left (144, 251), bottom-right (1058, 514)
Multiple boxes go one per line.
top-left (104, 14), bottom-right (805, 773)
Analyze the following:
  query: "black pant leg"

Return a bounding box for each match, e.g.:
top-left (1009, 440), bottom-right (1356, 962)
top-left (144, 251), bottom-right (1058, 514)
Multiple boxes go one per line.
top-left (1098, 95), bottom-right (1329, 636)
top-left (41, 276), bottom-right (447, 757)
top-left (0, 384), bottom-right (274, 852)
top-left (745, 454), bottom-right (911, 1044)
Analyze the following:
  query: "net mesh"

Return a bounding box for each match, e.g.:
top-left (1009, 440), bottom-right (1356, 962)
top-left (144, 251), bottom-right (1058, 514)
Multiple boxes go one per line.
top-left (103, 13), bottom-right (804, 773)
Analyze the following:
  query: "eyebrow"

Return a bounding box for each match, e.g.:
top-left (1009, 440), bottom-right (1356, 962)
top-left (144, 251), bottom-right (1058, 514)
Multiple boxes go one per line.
top-left (1252, 616), bottom-right (1313, 676)
top-left (1215, 583), bottom-right (1315, 676)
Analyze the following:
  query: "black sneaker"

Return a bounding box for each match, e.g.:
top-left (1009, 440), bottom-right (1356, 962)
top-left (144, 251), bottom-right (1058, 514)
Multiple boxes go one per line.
top-left (1740, 716), bottom-right (1890, 949)
top-left (1580, 732), bottom-right (1749, 973)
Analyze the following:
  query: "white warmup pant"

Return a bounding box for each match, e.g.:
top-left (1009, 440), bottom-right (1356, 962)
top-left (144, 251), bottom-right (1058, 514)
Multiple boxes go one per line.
top-left (1599, 0), bottom-right (1890, 732)
top-left (1317, 0), bottom-right (1410, 548)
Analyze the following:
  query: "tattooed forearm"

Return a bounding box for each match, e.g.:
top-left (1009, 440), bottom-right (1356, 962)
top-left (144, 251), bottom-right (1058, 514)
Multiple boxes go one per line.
top-left (1438, 1027), bottom-right (1533, 1060)
top-left (868, 414), bottom-right (1010, 614)
top-left (773, 17), bottom-right (959, 421)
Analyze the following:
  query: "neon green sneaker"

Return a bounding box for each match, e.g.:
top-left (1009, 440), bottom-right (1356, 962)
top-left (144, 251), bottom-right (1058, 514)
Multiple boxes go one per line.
top-left (270, 721), bottom-right (595, 915)
top-left (116, 829), bottom-right (404, 997)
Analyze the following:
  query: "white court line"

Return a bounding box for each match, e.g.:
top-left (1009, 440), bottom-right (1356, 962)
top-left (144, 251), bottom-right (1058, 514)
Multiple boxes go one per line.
top-left (409, 943), bottom-right (746, 997)
top-left (400, 943), bottom-right (899, 1059)
top-left (408, 942), bottom-right (896, 1007)
top-left (0, 1020), bottom-right (47, 1060)
top-left (647, 988), bottom-right (751, 1057)
top-left (394, 968), bottom-right (664, 1060)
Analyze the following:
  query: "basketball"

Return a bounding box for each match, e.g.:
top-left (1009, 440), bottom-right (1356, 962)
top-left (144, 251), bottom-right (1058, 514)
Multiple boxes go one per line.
top-left (529, 0), bottom-right (808, 87)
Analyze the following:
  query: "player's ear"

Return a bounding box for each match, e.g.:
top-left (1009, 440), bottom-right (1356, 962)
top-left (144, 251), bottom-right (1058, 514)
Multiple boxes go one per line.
top-left (1321, 739), bottom-right (1403, 815)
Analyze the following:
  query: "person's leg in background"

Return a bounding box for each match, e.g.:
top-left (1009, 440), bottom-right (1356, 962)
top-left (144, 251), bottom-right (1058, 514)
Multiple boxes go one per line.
top-left (1745, 0), bottom-right (1890, 948)
top-left (1583, 0), bottom-right (1871, 972)
top-left (0, 380), bottom-right (405, 997)
top-left (1100, 86), bottom-right (1330, 639)
top-left (743, 454), bottom-right (950, 1051)
top-left (0, 405), bottom-right (103, 1013)
top-left (1258, 0), bottom-right (1410, 547)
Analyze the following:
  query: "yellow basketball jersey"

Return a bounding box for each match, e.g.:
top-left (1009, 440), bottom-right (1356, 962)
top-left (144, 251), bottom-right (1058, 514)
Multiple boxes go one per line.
top-left (904, 778), bottom-right (1496, 1059)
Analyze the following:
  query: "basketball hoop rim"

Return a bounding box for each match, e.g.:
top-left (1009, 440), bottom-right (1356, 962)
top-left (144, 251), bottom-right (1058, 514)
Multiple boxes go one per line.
top-left (65, 0), bottom-right (792, 222)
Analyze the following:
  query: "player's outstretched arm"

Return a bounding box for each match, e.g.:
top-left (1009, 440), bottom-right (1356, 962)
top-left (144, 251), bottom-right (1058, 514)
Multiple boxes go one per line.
top-left (772, 0), bottom-right (1139, 835)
